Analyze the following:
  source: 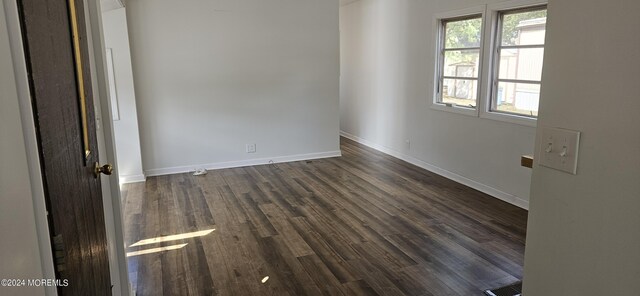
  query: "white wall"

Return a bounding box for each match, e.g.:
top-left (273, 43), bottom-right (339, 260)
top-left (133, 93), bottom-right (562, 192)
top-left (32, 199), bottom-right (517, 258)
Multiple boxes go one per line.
top-left (0, 2), bottom-right (45, 295)
top-left (126, 0), bottom-right (341, 175)
top-left (522, 0), bottom-right (640, 294)
top-left (102, 7), bottom-right (145, 183)
top-left (340, 0), bottom-right (535, 208)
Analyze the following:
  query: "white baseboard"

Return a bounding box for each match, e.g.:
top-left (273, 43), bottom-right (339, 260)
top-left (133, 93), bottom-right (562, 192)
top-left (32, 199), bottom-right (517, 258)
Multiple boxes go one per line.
top-left (119, 173), bottom-right (146, 184)
top-left (340, 131), bottom-right (529, 210)
top-left (144, 150), bottom-right (343, 177)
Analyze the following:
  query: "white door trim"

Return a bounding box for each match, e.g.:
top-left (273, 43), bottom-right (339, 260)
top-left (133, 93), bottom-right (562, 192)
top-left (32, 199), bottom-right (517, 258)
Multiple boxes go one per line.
top-left (3, 0), bottom-right (57, 295)
top-left (84, 1), bottom-right (131, 295)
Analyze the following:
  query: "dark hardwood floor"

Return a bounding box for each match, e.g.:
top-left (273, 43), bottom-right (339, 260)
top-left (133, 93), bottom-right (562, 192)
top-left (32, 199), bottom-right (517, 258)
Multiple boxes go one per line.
top-left (121, 137), bottom-right (528, 296)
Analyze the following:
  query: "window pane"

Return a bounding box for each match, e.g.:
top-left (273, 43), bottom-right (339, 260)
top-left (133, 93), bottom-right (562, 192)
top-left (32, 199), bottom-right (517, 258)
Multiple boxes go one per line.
top-left (444, 49), bottom-right (480, 78)
top-left (445, 17), bottom-right (483, 48)
top-left (441, 78), bottom-right (477, 108)
top-left (501, 9), bottom-right (547, 46)
top-left (498, 48), bottom-right (544, 81)
top-left (494, 82), bottom-right (540, 116)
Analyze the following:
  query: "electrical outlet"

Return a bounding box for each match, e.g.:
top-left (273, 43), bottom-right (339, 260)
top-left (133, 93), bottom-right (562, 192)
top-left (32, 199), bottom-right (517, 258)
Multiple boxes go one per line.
top-left (246, 144), bottom-right (256, 153)
top-left (405, 139), bottom-right (411, 150)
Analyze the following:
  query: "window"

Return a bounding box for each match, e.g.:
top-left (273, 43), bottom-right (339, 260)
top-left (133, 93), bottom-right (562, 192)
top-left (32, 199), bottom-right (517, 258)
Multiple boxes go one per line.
top-left (490, 6), bottom-right (547, 117)
top-left (436, 15), bottom-right (483, 109)
top-left (432, 2), bottom-right (548, 125)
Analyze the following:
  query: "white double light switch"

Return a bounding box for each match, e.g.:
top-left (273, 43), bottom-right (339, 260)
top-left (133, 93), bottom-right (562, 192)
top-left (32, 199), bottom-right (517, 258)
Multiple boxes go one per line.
top-left (538, 127), bottom-right (581, 175)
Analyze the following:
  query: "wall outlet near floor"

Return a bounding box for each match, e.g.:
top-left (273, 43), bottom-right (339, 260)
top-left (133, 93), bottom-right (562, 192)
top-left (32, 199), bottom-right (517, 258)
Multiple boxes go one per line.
top-left (405, 139), bottom-right (411, 150)
top-left (246, 143), bottom-right (256, 153)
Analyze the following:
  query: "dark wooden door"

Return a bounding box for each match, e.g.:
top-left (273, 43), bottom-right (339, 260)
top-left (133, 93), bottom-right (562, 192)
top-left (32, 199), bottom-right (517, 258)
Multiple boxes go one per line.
top-left (18, 0), bottom-right (112, 295)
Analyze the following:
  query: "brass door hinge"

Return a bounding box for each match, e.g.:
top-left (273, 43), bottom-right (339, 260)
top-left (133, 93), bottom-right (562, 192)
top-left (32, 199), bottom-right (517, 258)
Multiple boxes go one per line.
top-left (52, 234), bottom-right (66, 273)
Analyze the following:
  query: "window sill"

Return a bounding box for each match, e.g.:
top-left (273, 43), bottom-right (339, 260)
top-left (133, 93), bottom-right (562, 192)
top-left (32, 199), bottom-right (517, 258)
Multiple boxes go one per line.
top-left (480, 111), bottom-right (537, 127)
top-left (430, 103), bottom-right (479, 117)
top-left (431, 102), bottom-right (538, 127)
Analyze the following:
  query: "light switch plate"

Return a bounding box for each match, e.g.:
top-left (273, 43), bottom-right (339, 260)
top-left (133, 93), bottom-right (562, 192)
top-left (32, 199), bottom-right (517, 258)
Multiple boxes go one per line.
top-left (538, 127), bottom-right (581, 174)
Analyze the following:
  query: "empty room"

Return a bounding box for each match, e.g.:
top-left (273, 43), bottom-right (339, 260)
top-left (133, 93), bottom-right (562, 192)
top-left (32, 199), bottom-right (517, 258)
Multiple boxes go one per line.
top-left (1, 0), bottom-right (638, 295)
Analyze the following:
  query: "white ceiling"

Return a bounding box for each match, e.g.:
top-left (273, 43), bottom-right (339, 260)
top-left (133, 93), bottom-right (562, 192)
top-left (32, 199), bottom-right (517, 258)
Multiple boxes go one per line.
top-left (340, 0), bottom-right (361, 6)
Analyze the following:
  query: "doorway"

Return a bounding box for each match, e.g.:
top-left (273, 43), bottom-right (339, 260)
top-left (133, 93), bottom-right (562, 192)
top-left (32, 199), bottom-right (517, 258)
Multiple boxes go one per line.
top-left (5, 0), bottom-right (131, 295)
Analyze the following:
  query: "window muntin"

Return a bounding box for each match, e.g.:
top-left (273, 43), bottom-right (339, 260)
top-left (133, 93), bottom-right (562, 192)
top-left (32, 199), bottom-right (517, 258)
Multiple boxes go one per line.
top-left (491, 6), bottom-right (547, 117)
top-left (437, 15), bottom-right (483, 109)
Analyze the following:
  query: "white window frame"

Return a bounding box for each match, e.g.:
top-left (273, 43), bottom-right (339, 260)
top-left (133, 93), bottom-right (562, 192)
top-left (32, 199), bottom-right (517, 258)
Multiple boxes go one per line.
top-left (431, 5), bottom-right (486, 117)
top-left (479, 0), bottom-right (547, 127)
top-left (431, 0), bottom-right (547, 127)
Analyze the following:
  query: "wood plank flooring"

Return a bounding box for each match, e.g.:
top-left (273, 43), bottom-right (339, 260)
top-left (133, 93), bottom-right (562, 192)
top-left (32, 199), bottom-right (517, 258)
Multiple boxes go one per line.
top-left (121, 137), bottom-right (528, 296)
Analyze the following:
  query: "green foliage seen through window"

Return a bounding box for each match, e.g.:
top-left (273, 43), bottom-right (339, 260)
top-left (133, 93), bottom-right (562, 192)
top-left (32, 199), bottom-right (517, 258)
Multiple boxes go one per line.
top-left (501, 9), bottom-right (547, 46)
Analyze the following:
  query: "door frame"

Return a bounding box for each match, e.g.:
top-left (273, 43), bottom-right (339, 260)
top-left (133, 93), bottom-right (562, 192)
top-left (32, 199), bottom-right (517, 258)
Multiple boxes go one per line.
top-left (3, 1), bottom-right (130, 295)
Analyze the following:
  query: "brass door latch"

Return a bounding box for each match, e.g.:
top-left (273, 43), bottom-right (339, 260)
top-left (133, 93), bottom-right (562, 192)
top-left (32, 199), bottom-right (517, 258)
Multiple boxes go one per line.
top-left (94, 162), bottom-right (114, 178)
